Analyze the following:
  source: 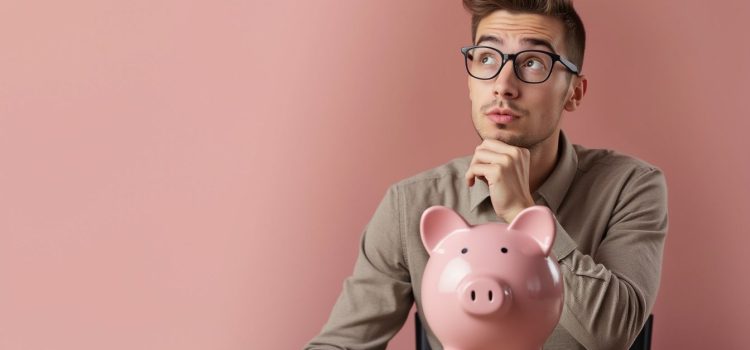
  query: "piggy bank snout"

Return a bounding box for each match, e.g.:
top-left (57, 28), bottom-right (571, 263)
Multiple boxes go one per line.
top-left (457, 276), bottom-right (511, 316)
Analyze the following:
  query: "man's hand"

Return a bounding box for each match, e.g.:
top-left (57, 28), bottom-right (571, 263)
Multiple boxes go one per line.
top-left (465, 139), bottom-right (535, 223)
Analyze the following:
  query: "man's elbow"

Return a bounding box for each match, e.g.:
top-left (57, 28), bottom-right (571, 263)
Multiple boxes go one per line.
top-left (596, 305), bottom-right (650, 349)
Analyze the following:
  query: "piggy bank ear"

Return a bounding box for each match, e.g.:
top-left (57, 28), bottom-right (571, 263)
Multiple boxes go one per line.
top-left (420, 206), bottom-right (469, 254)
top-left (508, 206), bottom-right (556, 256)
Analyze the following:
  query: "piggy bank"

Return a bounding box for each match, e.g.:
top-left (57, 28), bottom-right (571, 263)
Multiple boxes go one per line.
top-left (419, 206), bottom-right (563, 350)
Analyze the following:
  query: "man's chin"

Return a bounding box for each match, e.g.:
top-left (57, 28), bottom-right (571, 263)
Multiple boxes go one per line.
top-left (480, 129), bottom-right (525, 147)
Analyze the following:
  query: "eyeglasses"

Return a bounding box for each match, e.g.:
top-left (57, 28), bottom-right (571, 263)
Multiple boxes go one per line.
top-left (460, 46), bottom-right (580, 84)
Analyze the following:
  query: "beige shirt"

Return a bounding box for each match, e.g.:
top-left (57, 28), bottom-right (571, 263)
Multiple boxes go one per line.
top-left (306, 131), bottom-right (668, 350)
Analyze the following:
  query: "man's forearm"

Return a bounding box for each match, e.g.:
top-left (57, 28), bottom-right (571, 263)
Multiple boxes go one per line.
top-left (554, 168), bottom-right (668, 349)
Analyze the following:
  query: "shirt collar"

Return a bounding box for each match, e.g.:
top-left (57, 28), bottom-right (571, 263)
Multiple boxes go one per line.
top-left (469, 130), bottom-right (579, 213)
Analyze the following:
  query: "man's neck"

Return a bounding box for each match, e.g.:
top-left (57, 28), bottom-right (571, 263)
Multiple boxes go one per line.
top-left (528, 130), bottom-right (561, 194)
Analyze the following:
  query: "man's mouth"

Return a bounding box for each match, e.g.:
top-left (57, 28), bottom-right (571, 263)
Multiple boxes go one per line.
top-left (485, 107), bottom-right (518, 124)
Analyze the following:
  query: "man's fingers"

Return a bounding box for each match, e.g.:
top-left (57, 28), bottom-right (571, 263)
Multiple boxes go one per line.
top-left (466, 163), bottom-right (502, 186)
top-left (466, 149), bottom-right (515, 186)
top-left (472, 149), bottom-right (514, 167)
top-left (466, 142), bottom-right (529, 187)
top-left (465, 167), bottom-right (476, 186)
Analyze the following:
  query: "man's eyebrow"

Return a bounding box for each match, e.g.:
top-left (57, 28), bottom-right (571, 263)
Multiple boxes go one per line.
top-left (520, 38), bottom-right (557, 54)
top-left (475, 35), bottom-right (558, 54)
top-left (476, 34), bottom-right (502, 46)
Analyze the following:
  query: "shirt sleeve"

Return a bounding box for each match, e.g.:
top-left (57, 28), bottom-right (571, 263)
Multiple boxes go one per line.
top-left (552, 167), bottom-right (668, 350)
top-left (305, 184), bottom-right (414, 350)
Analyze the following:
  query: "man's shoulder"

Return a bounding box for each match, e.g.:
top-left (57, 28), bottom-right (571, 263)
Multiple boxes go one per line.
top-left (391, 154), bottom-right (473, 190)
top-left (573, 143), bottom-right (662, 177)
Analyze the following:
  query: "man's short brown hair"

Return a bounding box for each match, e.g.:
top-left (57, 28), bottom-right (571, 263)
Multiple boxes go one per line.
top-left (462, 0), bottom-right (586, 71)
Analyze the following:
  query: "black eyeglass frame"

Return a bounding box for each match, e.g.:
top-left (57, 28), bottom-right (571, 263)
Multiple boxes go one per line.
top-left (460, 45), bottom-right (580, 84)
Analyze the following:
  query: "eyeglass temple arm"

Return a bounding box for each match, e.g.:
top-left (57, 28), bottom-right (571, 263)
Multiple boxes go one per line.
top-left (558, 55), bottom-right (580, 75)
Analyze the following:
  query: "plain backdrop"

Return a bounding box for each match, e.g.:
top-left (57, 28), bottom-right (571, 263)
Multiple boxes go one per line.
top-left (1, 1), bottom-right (749, 349)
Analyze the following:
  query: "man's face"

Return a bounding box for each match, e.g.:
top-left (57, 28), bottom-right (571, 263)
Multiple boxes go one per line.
top-left (468, 10), bottom-right (584, 149)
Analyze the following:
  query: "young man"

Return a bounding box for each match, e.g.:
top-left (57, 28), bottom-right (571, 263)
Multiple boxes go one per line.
top-left (306, 1), bottom-right (668, 349)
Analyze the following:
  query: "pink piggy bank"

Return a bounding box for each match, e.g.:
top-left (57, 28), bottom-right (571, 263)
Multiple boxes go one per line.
top-left (420, 205), bottom-right (563, 350)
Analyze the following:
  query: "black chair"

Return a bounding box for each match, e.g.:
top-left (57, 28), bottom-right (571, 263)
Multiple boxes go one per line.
top-left (415, 313), bottom-right (653, 350)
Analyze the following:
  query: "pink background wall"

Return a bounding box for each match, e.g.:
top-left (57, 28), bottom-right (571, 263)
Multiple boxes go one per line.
top-left (1, 1), bottom-right (748, 349)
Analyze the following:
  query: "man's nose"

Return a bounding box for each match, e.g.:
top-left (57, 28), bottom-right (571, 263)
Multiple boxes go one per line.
top-left (493, 60), bottom-right (520, 99)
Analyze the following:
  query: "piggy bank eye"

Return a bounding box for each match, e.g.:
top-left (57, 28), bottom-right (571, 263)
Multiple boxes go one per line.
top-left (461, 248), bottom-right (468, 254)
top-left (500, 247), bottom-right (508, 254)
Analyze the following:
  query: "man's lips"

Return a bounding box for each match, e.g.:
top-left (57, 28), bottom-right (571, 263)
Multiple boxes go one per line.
top-left (486, 108), bottom-right (518, 124)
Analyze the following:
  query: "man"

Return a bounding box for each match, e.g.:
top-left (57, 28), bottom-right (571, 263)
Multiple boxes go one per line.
top-left (306, 0), bottom-right (668, 349)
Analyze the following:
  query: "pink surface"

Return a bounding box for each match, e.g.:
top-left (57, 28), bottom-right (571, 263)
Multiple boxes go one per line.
top-left (420, 206), bottom-right (562, 350)
top-left (0, 1), bottom-right (748, 349)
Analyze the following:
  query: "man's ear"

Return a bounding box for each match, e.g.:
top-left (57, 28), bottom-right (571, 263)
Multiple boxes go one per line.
top-left (564, 75), bottom-right (587, 112)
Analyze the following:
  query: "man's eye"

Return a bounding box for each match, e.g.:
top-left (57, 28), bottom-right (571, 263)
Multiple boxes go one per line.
top-left (480, 55), bottom-right (497, 65)
top-left (522, 58), bottom-right (544, 70)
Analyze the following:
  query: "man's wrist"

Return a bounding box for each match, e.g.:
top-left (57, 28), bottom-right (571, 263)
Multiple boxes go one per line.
top-left (499, 205), bottom-right (527, 223)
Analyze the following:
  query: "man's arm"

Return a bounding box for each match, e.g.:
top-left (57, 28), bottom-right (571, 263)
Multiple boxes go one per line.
top-left (465, 138), bottom-right (668, 349)
top-left (305, 185), bottom-right (414, 350)
top-left (554, 167), bottom-right (668, 349)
